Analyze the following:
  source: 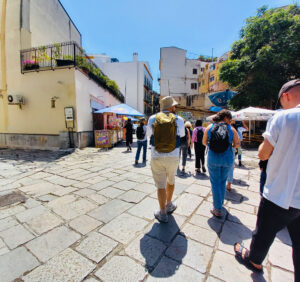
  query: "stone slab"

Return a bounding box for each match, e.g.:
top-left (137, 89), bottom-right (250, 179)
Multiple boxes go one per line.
top-left (112, 180), bottom-right (138, 191)
top-left (51, 186), bottom-right (77, 196)
top-left (174, 193), bottom-right (203, 217)
top-left (15, 205), bottom-right (47, 222)
top-left (145, 214), bottom-right (186, 243)
top-left (132, 183), bottom-right (156, 194)
top-left (0, 247), bottom-right (39, 282)
top-left (189, 214), bottom-right (222, 234)
top-left (19, 182), bottom-right (62, 197)
top-left (69, 215), bottom-right (102, 235)
top-left (87, 193), bottom-right (109, 205)
top-left (0, 216), bottom-right (18, 231)
top-left (227, 208), bottom-right (257, 229)
top-left (76, 232), bottom-right (118, 263)
top-left (0, 224), bottom-right (35, 249)
top-left (95, 256), bottom-right (146, 282)
top-left (0, 204), bottom-right (26, 219)
top-left (271, 267), bottom-right (294, 282)
top-left (99, 213), bottom-right (148, 244)
top-left (147, 256), bottom-right (205, 282)
top-left (125, 234), bottom-right (167, 268)
top-left (128, 197), bottom-right (159, 220)
top-left (89, 180), bottom-right (115, 191)
top-left (185, 183), bottom-right (211, 197)
top-left (117, 190), bottom-right (147, 203)
top-left (23, 248), bottom-right (95, 282)
top-left (165, 235), bottom-right (213, 274)
top-left (98, 187), bottom-right (125, 199)
top-left (27, 211), bottom-right (63, 234)
top-left (73, 188), bottom-right (95, 196)
top-left (88, 199), bottom-right (133, 223)
top-left (26, 226), bottom-right (80, 262)
top-left (268, 241), bottom-right (294, 272)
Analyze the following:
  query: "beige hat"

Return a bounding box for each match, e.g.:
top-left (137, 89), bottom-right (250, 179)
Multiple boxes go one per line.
top-left (160, 96), bottom-right (178, 111)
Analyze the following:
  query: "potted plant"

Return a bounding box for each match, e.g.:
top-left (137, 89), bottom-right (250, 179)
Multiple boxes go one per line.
top-left (37, 46), bottom-right (50, 67)
top-left (22, 60), bottom-right (39, 71)
top-left (54, 43), bottom-right (74, 67)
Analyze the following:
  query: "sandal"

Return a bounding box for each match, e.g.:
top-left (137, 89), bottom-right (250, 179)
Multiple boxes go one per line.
top-left (226, 183), bottom-right (232, 191)
top-left (234, 243), bottom-right (263, 273)
top-left (210, 209), bottom-right (222, 218)
top-left (195, 169), bottom-right (201, 174)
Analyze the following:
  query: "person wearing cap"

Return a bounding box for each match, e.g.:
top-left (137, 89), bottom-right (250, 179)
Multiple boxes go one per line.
top-left (234, 79), bottom-right (300, 280)
top-left (147, 96), bottom-right (185, 223)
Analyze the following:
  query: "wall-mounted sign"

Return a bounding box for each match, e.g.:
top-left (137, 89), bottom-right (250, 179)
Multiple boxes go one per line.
top-left (64, 107), bottom-right (74, 121)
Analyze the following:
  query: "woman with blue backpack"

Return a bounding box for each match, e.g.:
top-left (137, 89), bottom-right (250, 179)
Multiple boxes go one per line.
top-left (202, 110), bottom-right (240, 218)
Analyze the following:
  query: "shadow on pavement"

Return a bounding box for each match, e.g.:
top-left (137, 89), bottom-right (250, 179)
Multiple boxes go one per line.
top-left (140, 215), bottom-right (187, 277)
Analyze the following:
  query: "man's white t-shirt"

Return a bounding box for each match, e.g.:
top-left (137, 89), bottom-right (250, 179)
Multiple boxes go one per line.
top-left (263, 105), bottom-right (300, 209)
top-left (147, 112), bottom-right (185, 158)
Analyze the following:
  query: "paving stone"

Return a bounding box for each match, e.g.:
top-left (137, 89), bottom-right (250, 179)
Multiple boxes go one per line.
top-left (19, 182), bottom-right (63, 197)
top-left (84, 278), bottom-right (100, 282)
top-left (224, 190), bottom-right (243, 203)
top-left (125, 234), bottom-right (167, 268)
top-left (89, 180), bottom-right (115, 191)
top-left (24, 198), bottom-right (40, 208)
top-left (195, 201), bottom-right (227, 222)
top-left (189, 214), bottom-right (222, 234)
top-left (271, 267), bottom-right (294, 282)
top-left (30, 172), bottom-right (52, 179)
top-left (0, 246), bottom-right (9, 255)
top-left (0, 216), bottom-right (18, 231)
top-left (23, 248), bottom-right (95, 282)
top-left (275, 227), bottom-right (292, 246)
top-left (26, 226), bottom-right (80, 262)
top-left (87, 193), bottom-right (109, 205)
top-left (0, 247), bottom-right (39, 282)
top-left (132, 182), bottom-right (156, 194)
top-left (73, 188), bottom-right (95, 196)
top-left (240, 190), bottom-right (261, 206)
top-left (15, 205), bottom-right (47, 222)
top-left (226, 201), bottom-right (255, 214)
top-left (117, 189), bottom-right (147, 203)
top-left (51, 186), bottom-right (78, 196)
top-left (88, 199), bottom-right (133, 223)
top-left (76, 232), bottom-right (118, 263)
top-left (210, 250), bottom-right (267, 282)
top-left (206, 276), bottom-right (223, 282)
top-left (147, 256), bottom-right (205, 281)
top-left (268, 241), bottom-right (294, 272)
top-left (27, 211), bottom-right (63, 234)
top-left (112, 180), bottom-right (138, 191)
top-left (185, 183), bottom-right (211, 197)
top-left (0, 237), bottom-right (5, 248)
top-left (51, 198), bottom-right (97, 220)
top-left (95, 256), bottom-right (146, 282)
top-left (128, 197), bottom-right (159, 220)
top-left (84, 176), bottom-right (107, 184)
top-left (174, 193), bottom-right (203, 217)
top-left (218, 221), bottom-right (253, 255)
top-left (98, 187), bottom-right (125, 198)
top-left (0, 224), bottom-right (35, 249)
top-left (228, 208), bottom-right (257, 229)
top-left (99, 213), bottom-right (148, 244)
top-left (145, 214), bottom-right (186, 243)
top-left (72, 182), bottom-right (91, 189)
top-left (0, 204), bottom-right (26, 219)
top-left (166, 235), bottom-right (213, 274)
top-left (46, 175), bottom-right (78, 187)
top-left (38, 194), bottom-right (58, 202)
top-left (182, 223), bottom-right (218, 247)
top-left (69, 214), bottom-right (102, 235)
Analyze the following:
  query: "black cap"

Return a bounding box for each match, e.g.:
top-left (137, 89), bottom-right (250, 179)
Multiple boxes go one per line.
top-left (276, 79), bottom-right (300, 109)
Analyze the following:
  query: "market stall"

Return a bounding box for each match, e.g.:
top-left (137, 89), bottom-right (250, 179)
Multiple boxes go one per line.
top-left (93, 103), bottom-right (144, 148)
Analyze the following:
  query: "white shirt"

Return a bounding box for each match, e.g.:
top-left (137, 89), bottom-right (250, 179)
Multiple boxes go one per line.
top-left (147, 112), bottom-right (185, 158)
top-left (263, 105), bottom-right (300, 209)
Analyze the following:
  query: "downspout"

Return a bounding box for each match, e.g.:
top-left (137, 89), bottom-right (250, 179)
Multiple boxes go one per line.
top-left (0, 0), bottom-right (8, 130)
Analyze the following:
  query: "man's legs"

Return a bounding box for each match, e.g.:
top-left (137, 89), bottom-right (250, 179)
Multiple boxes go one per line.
top-left (287, 211), bottom-right (300, 282)
top-left (142, 140), bottom-right (147, 162)
top-left (157, 188), bottom-right (167, 213)
top-left (166, 183), bottom-right (174, 204)
top-left (135, 141), bottom-right (142, 162)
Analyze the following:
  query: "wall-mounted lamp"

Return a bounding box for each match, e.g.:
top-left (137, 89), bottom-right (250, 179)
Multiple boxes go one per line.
top-left (51, 96), bottom-right (59, 108)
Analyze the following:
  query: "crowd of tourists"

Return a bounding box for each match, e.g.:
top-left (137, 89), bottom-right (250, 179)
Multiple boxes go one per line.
top-left (123, 79), bottom-right (300, 281)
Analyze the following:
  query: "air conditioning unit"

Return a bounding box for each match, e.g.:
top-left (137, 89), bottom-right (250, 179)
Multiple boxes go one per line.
top-left (7, 95), bottom-right (25, 105)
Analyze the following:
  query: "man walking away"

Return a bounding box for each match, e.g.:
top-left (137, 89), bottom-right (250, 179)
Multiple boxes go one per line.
top-left (191, 120), bottom-right (206, 174)
top-left (135, 118), bottom-right (147, 164)
top-left (124, 118), bottom-right (133, 151)
top-left (234, 79), bottom-right (300, 281)
top-left (147, 96), bottom-right (185, 223)
top-left (179, 122), bottom-right (191, 174)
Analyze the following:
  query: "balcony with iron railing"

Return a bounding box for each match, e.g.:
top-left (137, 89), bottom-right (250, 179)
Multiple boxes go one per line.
top-left (20, 41), bottom-right (124, 103)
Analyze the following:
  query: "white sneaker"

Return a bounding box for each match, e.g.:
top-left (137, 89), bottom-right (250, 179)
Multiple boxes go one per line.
top-left (166, 202), bottom-right (177, 214)
top-left (154, 210), bottom-right (168, 223)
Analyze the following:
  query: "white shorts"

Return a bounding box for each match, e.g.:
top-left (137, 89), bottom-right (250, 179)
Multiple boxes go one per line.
top-left (150, 157), bottom-right (179, 188)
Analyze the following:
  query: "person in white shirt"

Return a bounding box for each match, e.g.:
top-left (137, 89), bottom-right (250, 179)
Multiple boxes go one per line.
top-left (147, 96), bottom-right (185, 223)
top-left (135, 118), bottom-right (147, 165)
top-left (234, 79), bottom-right (300, 280)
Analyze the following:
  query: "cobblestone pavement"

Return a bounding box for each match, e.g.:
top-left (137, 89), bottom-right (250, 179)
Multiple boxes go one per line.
top-left (0, 144), bottom-right (294, 282)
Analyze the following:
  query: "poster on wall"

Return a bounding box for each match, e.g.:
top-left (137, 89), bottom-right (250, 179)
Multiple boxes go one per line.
top-left (94, 130), bottom-right (110, 148)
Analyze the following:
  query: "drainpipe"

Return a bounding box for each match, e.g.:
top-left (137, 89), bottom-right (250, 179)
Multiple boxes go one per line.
top-left (0, 0), bottom-right (8, 130)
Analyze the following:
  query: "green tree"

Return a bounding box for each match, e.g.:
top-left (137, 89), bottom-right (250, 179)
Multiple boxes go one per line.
top-left (219, 5), bottom-right (300, 109)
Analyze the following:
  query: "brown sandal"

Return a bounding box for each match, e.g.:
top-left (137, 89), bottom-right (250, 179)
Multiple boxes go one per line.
top-left (210, 209), bottom-right (222, 218)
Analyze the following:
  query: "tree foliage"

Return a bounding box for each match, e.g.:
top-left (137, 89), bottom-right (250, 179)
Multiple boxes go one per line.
top-left (219, 5), bottom-right (300, 109)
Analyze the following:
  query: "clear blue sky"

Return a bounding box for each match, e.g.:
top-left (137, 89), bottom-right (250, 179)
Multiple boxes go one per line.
top-left (60, 0), bottom-right (295, 92)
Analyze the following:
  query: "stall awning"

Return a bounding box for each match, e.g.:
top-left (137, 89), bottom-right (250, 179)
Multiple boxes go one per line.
top-left (232, 107), bottom-right (275, 121)
top-left (91, 100), bottom-right (105, 111)
top-left (94, 103), bottom-right (144, 116)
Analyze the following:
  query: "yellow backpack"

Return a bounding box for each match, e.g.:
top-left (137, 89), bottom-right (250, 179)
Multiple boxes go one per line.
top-left (153, 112), bottom-right (177, 153)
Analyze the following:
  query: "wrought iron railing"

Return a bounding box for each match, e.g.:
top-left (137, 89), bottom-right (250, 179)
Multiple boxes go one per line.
top-left (20, 41), bottom-right (124, 102)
